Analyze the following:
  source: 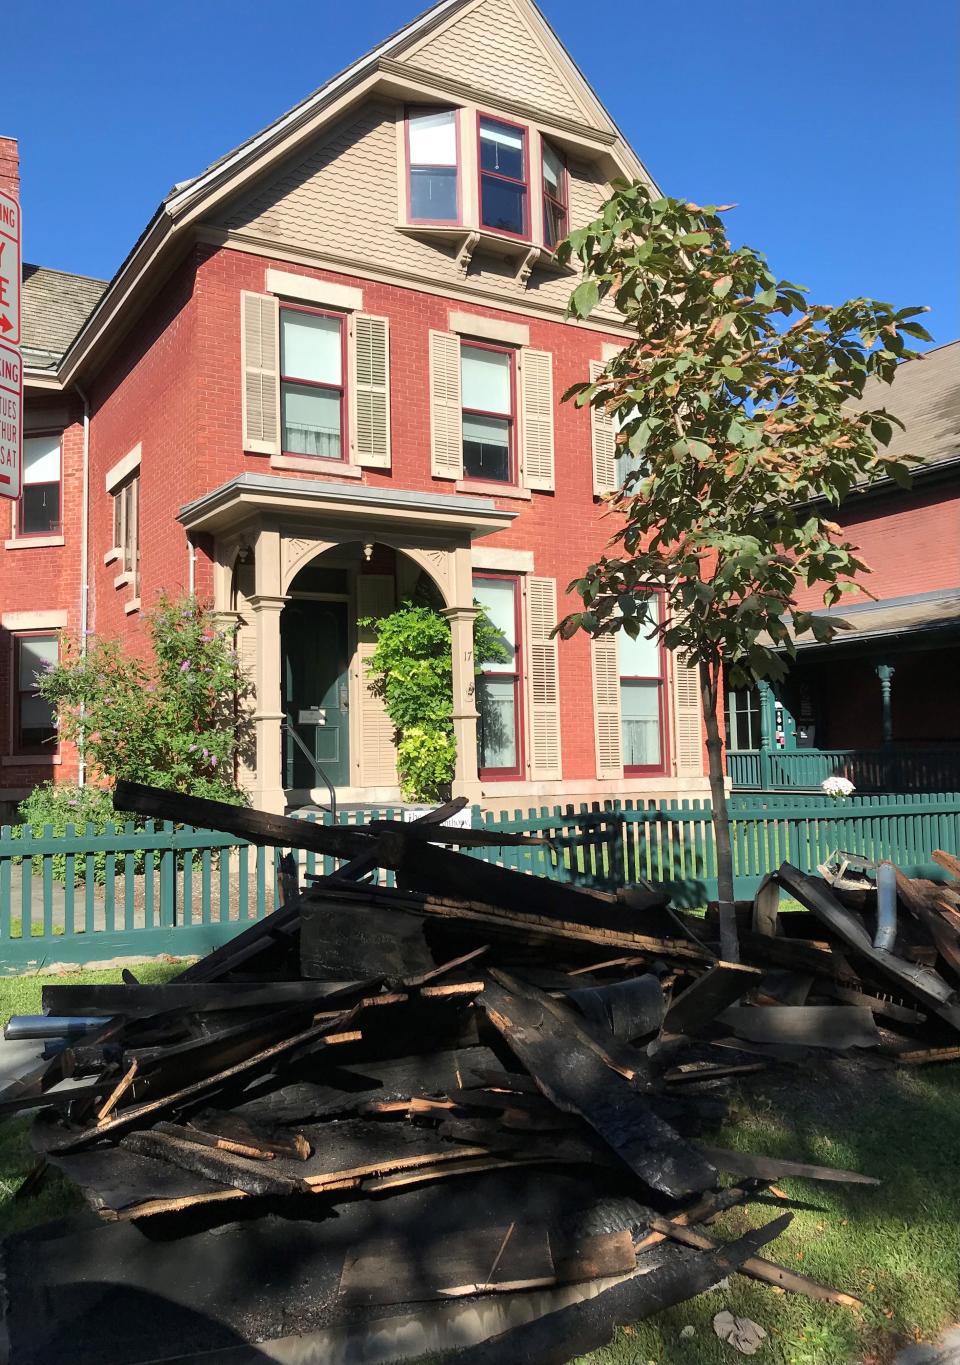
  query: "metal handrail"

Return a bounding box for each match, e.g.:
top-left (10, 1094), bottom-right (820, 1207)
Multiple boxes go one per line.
top-left (281, 721), bottom-right (337, 821)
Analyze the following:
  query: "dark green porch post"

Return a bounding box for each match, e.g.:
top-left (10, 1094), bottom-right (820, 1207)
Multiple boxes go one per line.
top-left (876, 663), bottom-right (896, 789)
top-left (757, 679), bottom-right (774, 789)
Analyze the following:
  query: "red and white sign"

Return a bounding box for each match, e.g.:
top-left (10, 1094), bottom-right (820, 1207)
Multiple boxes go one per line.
top-left (0, 189), bottom-right (20, 345)
top-left (0, 189), bottom-right (21, 500)
top-left (0, 340), bottom-right (21, 499)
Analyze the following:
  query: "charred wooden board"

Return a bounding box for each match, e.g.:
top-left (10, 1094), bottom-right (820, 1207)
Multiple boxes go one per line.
top-left (697, 1144), bottom-right (880, 1185)
top-left (41, 979), bottom-right (370, 1017)
top-left (481, 973), bottom-right (717, 1198)
top-left (777, 863), bottom-right (960, 1030)
top-left (661, 962), bottom-right (761, 1036)
top-left (300, 898), bottom-right (438, 979)
top-left (718, 1004), bottom-right (881, 1049)
top-left (447, 1213), bottom-right (793, 1364)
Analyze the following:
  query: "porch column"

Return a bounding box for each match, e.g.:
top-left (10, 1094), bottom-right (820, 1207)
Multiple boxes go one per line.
top-left (876, 663), bottom-right (895, 747)
top-left (757, 680), bottom-right (774, 751)
top-left (443, 604), bottom-right (482, 803)
top-left (247, 595), bottom-right (287, 814)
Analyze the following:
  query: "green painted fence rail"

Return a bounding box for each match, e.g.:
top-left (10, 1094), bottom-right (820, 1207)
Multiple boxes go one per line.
top-left (727, 747), bottom-right (960, 793)
top-left (2, 794), bottom-right (959, 972)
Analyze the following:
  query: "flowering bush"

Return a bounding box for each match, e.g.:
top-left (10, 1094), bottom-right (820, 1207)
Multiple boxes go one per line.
top-left (822, 775), bottom-right (855, 801)
top-left (37, 594), bottom-right (252, 807)
top-left (14, 782), bottom-right (118, 884)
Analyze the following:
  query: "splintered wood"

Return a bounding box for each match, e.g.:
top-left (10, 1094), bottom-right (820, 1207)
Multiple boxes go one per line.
top-left (7, 782), bottom-right (956, 1365)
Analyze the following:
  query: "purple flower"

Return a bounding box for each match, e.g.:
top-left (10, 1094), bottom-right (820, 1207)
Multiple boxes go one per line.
top-left (67, 800), bottom-right (77, 807)
top-left (145, 685), bottom-right (155, 693)
top-left (188, 744), bottom-right (197, 752)
top-left (210, 755), bottom-right (218, 768)
top-left (179, 660), bottom-right (191, 673)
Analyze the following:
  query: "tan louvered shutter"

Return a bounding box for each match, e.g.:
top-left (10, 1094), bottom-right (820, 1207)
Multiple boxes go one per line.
top-left (672, 651), bottom-right (704, 775)
top-left (352, 314), bottom-right (391, 468)
top-left (520, 349), bottom-right (555, 491)
top-left (526, 577), bottom-right (562, 780)
top-left (590, 360), bottom-right (616, 495)
top-left (430, 330), bottom-right (463, 479)
top-left (356, 575), bottom-right (399, 787)
top-left (592, 635), bottom-right (622, 779)
top-left (241, 291), bottom-right (280, 455)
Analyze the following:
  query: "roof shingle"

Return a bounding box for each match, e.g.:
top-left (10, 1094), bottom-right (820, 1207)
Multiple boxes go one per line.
top-left (21, 263), bottom-right (106, 371)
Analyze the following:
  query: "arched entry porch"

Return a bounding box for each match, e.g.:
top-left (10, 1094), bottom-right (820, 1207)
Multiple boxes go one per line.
top-left (191, 477), bottom-right (514, 812)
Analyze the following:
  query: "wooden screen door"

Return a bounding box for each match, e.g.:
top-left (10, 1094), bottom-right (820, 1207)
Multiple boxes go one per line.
top-left (281, 600), bottom-right (350, 790)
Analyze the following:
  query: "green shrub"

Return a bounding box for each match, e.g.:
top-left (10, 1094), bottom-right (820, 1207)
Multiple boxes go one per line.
top-left (360, 599), bottom-right (509, 802)
top-left (13, 782), bottom-right (124, 885)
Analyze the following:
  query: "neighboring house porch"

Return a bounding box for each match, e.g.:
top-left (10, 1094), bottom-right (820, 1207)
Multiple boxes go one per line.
top-left (727, 589), bottom-right (960, 792)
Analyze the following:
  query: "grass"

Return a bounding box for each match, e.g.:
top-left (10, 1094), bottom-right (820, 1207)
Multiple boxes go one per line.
top-left (578, 1059), bottom-right (960, 1365)
top-left (0, 984), bottom-right (956, 1364)
top-left (0, 957), bottom-right (189, 1028)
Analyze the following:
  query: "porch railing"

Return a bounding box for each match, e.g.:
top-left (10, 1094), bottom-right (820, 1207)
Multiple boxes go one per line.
top-left (727, 747), bottom-right (960, 793)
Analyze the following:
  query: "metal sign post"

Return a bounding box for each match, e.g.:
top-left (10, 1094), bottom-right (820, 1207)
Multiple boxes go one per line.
top-left (0, 187), bottom-right (22, 500)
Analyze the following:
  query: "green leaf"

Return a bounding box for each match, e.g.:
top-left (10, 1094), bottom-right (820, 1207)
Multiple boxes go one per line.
top-left (712, 275), bottom-right (733, 298)
top-left (678, 231), bottom-right (711, 247)
top-left (756, 287), bottom-right (777, 307)
top-left (570, 279), bottom-right (599, 319)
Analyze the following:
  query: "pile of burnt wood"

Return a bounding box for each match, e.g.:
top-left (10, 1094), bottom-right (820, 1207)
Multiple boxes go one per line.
top-left (4, 782), bottom-right (960, 1365)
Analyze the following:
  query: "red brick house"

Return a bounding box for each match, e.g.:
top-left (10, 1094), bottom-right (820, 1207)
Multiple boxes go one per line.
top-left (726, 340), bottom-right (960, 792)
top-left (1, 0), bottom-right (711, 818)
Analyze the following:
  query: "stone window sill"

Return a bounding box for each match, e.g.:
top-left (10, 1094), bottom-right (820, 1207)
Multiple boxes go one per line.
top-left (104, 547), bottom-right (120, 566)
top-left (114, 571), bottom-right (132, 590)
top-left (4, 535), bottom-right (65, 550)
top-left (2, 754), bottom-right (61, 767)
top-left (454, 480), bottom-right (532, 501)
top-left (124, 598), bottom-right (142, 616)
top-left (271, 455), bottom-right (363, 478)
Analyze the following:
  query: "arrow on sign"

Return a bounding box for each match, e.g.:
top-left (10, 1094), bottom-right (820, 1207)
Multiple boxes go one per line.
top-left (0, 315), bottom-right (12, 335)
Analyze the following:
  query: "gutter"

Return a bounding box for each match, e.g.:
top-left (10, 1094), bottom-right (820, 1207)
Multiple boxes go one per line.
top-left (75, 384), bottom-right (91, 787)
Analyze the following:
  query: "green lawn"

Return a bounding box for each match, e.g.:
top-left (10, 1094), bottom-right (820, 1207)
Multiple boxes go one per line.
top-left (0, 957), bottom-right (190, 1028)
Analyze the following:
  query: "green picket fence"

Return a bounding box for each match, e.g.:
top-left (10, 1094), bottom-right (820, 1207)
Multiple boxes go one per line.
top-left (2, 794), bottom-right (959, 973)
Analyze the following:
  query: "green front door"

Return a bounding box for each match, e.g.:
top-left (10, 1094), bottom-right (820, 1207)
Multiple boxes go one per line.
top-left (281, 600), bottom-right (350, 790)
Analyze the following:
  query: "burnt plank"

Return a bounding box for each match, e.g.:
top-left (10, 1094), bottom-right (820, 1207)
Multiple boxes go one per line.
top-left (448, 1214), bottom-right (793, 1365)
top-left (661, 962), bottom-right (762, 1037)
top-left (481, 974), bottom-right (717, 1198)
top-left (697, 1144), bottom-right (880, 1185)
top-left (182, 1113), bottom-right (311, 1160)
top-left (121, 1129), bottom-right (308, 1198)
top-left (718, 1004), bottom-right (881, 1049)
top-left (41, 980), bottom-right (369, 1017)
top-left (777, 863), bottom-right (960, 1030)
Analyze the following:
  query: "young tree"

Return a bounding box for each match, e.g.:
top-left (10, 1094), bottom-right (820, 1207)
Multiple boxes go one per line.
top-left (556, 182), bottom-right (929, 950)
top-left (39, 593), bottom-right (252, 804)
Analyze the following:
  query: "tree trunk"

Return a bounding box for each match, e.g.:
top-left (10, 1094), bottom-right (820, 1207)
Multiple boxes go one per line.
top-left (699, 658), bottom-right (738, 961)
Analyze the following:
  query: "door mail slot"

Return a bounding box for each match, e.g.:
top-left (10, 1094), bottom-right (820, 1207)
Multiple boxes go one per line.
top-left (298, 708), bottom-right (327, 725)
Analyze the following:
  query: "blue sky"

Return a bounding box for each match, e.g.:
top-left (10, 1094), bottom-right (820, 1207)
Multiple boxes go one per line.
top-left (6, 0), bottom-right (958, 344)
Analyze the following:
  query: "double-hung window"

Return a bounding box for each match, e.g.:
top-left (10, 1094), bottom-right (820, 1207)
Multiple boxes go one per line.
top-left (541, 140), bottom-right (568, 249)
top-left (280, 306), bottom-right (345, 460)
top-left (461, 342), bottom-right (514, 484)
top-left (113, 474), bottom-right (140, 593)
top-left (473, 573), bottom-right (523, 778)
top-left (619, 595), bottom-right (665, 772)
top-left (725, 687), bottom-right (762, 751)
top-left (14, 633), bottom-right (58, 754)
top-left (478, 116), bottom-right (528, 238)
top-left (19, 433), bottom-right (61, 536)
top-left (407, 108), bottom-right (459, 223)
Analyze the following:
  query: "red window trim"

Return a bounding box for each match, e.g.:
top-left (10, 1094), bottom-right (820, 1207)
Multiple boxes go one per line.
top-left (460, 339), bottom-right (517, 487)
top-left (474, 571), bottom-right (524, 780)
top-left (12, 630), bottom-right (59, 756)
top-left (17, 428), bottom-right (63, 539)
top-left (405, 105), bottom-right (462, 227)
top-left (279, 303), bottom-right (348, 464)
top-left (477, 113), bottom-right (530, 242)
top-left (540, 137), bottom-right (569, 251)
top-left (620, 592), bottom-right (670, 777)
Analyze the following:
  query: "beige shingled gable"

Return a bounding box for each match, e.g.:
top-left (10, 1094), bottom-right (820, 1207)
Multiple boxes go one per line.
top-left (399, 0), bottom-right (597, 127)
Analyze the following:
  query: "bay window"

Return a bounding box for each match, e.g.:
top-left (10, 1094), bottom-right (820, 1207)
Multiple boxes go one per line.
top-left (541, 140), bottom-right (568, 248)
top-left (19, 433), bottom-right (61, 536)
top-left (478, 116), bottom-right (528, 238)
top-left (461, 342), bottom-right (514, 483)
top-left (280, 306), bottom-right (345, 459)
top-left (474, 574), bottom-right (523, 778)
top-left (407, 108), bottom-right (459, 223)
top-left (619, 596), bottom-right (665, 772)
top-left (14, 632), bottom-right (58, 753)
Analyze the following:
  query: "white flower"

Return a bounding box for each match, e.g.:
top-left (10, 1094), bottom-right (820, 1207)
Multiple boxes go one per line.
top-left (822, 775), bottom-right (855, 800)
